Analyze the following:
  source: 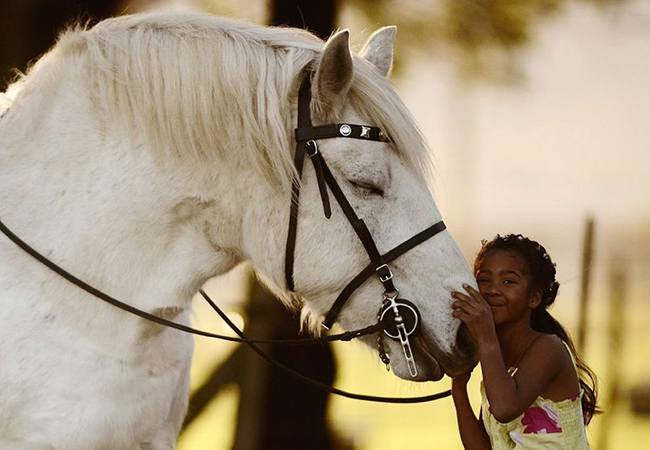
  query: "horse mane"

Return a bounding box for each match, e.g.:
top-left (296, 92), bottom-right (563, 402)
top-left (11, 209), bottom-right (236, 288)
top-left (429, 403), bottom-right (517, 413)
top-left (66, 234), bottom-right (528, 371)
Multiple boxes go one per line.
top-left (0, 94), bottom-right (9, 117)
top-left (44, 11), bottom-right (433, 189)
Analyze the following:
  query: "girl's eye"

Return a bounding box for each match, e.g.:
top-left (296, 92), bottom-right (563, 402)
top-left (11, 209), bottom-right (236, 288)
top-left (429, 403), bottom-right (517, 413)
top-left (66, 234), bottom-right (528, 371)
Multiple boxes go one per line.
top-left (503, 279), bottom-right (516, 284)
top-left (477, 278), bottom-right (489, 283)
top-left (349, 180), bottom-right (384, 197)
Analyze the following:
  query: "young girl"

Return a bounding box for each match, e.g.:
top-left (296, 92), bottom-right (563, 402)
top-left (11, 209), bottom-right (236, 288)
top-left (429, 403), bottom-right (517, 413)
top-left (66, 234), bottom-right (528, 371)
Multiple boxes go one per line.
top-left (451, 234), bottom-right (598, 449)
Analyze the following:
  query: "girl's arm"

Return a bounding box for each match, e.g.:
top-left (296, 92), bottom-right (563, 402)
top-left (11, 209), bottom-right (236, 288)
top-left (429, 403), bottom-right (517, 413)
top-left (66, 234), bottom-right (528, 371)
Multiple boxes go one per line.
top-left (452, 374), bottom-right (491, 450)
top-left (453, 285), bottom-right (565, 423)
top-left (481, 332), bottom-right (568, 422)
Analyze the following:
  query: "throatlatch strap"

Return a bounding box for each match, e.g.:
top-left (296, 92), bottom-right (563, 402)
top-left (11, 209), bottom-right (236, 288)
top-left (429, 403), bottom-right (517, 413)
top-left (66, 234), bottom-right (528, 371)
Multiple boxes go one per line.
top-left (306, 141), bottom-right (332, 219)
top-left (322, 221), bottom-right (447, 329)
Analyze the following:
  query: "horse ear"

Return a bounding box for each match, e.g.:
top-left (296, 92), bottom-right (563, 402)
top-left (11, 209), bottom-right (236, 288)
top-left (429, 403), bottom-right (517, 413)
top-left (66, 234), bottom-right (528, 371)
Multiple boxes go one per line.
top-left (360, 26), bottom-right (396, 78)
top-left (313, 30), bottom-right (354, 116)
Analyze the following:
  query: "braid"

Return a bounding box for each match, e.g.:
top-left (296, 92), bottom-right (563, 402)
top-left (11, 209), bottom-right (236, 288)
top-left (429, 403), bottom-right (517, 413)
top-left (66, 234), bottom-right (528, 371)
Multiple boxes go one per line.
top-left (476, 234), bottom-right (600, 424)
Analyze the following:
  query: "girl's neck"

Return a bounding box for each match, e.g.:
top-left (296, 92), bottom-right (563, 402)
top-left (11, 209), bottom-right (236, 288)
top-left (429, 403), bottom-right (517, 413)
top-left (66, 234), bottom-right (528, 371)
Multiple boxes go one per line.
top-left (496, 321), bottom-right (539, 368)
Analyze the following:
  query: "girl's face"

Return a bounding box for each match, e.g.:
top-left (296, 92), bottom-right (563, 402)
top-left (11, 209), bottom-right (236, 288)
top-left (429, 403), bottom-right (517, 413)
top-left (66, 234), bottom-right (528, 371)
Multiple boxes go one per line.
top-left (475, 250), bottom-right (541, 327)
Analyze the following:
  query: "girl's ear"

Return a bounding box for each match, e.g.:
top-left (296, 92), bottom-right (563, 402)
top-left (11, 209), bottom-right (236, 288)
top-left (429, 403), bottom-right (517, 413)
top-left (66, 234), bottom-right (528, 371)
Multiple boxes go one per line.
top-left (529, 288), bottom-right (543, 309)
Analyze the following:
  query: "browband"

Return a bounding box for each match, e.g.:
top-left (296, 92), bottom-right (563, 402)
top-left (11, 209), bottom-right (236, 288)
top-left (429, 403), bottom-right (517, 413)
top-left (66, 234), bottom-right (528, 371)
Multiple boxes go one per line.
top-left (295, 124), bottom-right (389, 142)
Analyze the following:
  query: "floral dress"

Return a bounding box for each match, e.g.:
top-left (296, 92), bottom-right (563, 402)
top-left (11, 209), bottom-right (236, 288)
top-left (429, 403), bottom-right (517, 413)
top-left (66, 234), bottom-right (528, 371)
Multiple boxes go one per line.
top-left (480, 343), bottom-right (590, 449)
top-left (481, 343), bottom-right (589, 450)
top-left (480, 385), bottom-right (589, 449)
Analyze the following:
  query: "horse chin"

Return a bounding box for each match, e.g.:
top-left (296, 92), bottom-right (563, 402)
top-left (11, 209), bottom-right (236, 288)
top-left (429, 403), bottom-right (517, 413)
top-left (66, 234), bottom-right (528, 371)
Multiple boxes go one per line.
top-left (414, 336), bottom-right (445, 381)
top-left (389, 337), bottom-right (444, 382)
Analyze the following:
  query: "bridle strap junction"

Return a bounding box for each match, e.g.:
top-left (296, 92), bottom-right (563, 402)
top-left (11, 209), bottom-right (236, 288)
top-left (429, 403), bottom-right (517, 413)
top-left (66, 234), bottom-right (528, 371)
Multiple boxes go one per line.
top-left (322, 221), bottom-right (447, 329)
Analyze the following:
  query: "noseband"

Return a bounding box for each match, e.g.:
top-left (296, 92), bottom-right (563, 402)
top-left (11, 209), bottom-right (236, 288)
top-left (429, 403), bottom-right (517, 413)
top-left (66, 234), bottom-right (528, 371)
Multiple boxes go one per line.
top-left (285, 75), bottom-right (447, 377)
top-left (0, 73), bottom-right (452, 403)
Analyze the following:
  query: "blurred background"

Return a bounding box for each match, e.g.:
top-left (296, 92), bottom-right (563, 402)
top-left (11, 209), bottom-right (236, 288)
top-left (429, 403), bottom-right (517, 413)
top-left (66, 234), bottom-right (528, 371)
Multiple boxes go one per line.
top-left (2, 0), bottom-right (648, 449)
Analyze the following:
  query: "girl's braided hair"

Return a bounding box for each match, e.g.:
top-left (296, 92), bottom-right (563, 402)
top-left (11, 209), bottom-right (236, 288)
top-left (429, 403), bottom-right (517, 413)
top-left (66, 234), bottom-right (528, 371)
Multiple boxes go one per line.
top-left (474, 234), bottom-right (600, 425)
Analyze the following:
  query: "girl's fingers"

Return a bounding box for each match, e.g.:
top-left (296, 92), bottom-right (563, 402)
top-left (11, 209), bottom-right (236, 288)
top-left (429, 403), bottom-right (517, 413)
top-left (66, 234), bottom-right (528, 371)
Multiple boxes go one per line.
top-left (462, 283), bottom-right (480, 297)
top-left (451, 291), bottom-right (473, 303)
top-left (452, 300), bottom-right (479, 320)
top-left (452, 302), bottom-right (466, 314)
top-left (451, 296), bottom-right (475, 315)
top-left (452, 307), bottom-right (470, 321)
top-left (453, 291), bottom-right (481, 312)
top-left (462, 284), bottom-right (488, 305)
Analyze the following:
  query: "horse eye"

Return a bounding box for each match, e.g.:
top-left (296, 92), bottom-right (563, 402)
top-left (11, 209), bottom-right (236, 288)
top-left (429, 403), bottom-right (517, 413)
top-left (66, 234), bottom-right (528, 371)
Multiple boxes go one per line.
top-left (349, 180), bottom-right (384, 197)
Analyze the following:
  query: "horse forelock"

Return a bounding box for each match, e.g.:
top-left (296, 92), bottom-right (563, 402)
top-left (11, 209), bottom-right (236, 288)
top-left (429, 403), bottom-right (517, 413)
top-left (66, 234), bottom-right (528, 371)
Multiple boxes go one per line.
top-left (347, 61), bottom-right (434, 185)
top-left (44, 11), bottom-right (432, 191)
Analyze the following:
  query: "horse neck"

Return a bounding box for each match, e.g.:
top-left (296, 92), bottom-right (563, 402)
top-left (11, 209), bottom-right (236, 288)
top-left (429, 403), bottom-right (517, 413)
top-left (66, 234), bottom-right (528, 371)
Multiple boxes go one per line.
top-left (0, 70), bottom-right (248, 338)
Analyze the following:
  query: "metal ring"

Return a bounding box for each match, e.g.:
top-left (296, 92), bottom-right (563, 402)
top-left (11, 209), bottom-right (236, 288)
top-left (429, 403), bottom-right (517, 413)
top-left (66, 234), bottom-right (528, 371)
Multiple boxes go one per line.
top-left (379, 301), bottom-right (420, 339)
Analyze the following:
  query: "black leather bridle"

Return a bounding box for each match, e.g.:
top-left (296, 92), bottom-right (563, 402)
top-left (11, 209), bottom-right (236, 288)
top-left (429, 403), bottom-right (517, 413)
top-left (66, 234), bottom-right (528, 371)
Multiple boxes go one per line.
top-left (0, 72), bottom-right (453, 403)
top-left (285, 74), bottom-right (448, 378)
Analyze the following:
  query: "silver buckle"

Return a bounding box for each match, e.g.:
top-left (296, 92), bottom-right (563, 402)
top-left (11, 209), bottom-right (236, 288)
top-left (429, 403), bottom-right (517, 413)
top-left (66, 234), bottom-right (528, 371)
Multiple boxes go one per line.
top-left (375, 263), bottom-right (393, 283)
top-left (306, 140), bottom-right (318, 157)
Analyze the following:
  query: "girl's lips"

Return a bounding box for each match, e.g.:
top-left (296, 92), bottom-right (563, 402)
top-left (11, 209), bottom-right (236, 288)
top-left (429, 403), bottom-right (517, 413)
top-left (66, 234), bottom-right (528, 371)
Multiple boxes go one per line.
top-left (488, 302), bottom-right (505, 308)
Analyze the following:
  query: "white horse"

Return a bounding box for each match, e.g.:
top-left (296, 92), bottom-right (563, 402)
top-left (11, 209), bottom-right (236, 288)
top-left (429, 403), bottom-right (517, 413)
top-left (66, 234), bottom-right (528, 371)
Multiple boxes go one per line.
top-left (0, 12), bottom-right (476, 449)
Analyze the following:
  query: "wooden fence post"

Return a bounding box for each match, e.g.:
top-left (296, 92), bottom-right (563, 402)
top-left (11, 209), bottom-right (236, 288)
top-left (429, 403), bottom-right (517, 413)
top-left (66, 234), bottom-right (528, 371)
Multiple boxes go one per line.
top-left (577, 216), bottom-right (595, 353)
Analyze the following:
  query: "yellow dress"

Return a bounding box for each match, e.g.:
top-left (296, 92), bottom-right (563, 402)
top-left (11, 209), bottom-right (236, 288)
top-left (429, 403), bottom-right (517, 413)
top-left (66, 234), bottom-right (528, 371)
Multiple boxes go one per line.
top-left (480, 343), bottom-right (590, 449)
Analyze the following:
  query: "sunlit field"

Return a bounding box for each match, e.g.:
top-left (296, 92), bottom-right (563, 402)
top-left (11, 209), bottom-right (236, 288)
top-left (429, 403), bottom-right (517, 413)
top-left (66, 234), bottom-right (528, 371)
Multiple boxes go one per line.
top-left (178, 270), bottom-right (650, 449)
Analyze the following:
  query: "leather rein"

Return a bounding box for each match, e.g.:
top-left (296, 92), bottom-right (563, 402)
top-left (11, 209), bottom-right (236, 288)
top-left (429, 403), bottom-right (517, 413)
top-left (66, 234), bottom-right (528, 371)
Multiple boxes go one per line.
top-left (0, 73), bottom-right (452, 403)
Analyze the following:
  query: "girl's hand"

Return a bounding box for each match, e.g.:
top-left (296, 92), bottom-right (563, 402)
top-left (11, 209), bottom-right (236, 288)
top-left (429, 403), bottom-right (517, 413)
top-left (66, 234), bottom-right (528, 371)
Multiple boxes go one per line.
top-left (451, 284), bottom-right (497, 344)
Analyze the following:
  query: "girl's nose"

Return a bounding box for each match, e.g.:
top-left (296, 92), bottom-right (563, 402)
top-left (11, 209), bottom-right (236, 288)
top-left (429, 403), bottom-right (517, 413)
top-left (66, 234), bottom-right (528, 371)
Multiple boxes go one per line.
top-left (483, 283), bottom-right (499, 296)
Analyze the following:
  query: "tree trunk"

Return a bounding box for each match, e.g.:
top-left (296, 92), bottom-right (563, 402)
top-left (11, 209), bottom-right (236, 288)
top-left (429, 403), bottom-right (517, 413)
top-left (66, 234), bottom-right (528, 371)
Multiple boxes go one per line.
top-left (0, 1), bottom-right (121, 90)
top-left (230, 2), bottom-right (342, 449)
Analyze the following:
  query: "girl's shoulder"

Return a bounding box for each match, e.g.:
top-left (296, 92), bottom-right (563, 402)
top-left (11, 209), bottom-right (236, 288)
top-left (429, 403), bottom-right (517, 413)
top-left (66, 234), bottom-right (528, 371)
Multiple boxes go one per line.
top-left (528, 332), bottom-right (569, 359)
top-left (524, 333), bottom-right (580, 401)
top-left (518, 333), bottom-right (573, 378)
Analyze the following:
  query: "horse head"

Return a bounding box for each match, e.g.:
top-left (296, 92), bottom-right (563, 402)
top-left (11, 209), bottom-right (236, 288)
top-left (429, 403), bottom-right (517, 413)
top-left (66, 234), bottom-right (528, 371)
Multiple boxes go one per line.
top-left (242, 27), bottom-right (478, 381)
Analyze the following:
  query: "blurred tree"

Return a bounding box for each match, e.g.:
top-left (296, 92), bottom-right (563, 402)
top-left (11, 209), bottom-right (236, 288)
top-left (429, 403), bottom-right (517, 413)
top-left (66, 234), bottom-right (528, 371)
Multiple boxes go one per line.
top-left (270, 0), bottom-right (338, 37)
top-left (350, 0), bottom-right (628, 82)
top-left (231, 6), bottom-right (342, 450)
top-left (193, 0), bottom-right (627, 82)
top-left (0, 1), bottom-right (124, 89)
